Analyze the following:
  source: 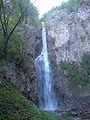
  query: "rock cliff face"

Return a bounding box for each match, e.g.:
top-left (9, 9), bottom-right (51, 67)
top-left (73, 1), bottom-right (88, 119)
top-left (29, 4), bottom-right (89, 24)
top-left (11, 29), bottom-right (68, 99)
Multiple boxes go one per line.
top-left (1, 26), bottom-right (42, 105)
top-left (45, 0), bottom-right (90, 108)
top-left (47, 0), bottom-right (90, 64)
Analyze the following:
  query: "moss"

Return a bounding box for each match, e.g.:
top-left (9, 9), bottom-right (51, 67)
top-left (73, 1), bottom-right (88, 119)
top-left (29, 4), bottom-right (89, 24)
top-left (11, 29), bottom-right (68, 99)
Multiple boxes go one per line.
top-left (0, 81), bottom-right (57, 120)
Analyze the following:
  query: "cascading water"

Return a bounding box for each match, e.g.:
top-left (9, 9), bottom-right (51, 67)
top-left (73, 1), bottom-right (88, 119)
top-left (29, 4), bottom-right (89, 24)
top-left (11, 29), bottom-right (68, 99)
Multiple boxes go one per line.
top-left (35, 22), bottom-right (57, 110)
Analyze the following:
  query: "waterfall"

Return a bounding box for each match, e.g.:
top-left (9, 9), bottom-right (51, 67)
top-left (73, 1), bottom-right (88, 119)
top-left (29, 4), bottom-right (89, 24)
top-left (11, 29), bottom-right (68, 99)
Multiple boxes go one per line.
top-left (35, 22), bottom-right (57, 110)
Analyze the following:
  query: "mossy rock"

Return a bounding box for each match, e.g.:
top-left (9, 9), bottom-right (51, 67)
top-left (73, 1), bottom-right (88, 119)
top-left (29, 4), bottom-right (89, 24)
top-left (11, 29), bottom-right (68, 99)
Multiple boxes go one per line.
top-left (0, 81), bottom-right (57, 120)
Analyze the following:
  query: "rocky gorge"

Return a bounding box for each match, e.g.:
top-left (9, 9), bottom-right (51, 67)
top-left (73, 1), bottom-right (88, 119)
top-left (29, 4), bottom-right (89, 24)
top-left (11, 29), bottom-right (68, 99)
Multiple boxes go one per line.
top-left (0, 0), bottom-right (90, 120)
top-left (43, 0), bottom-right (90, 118)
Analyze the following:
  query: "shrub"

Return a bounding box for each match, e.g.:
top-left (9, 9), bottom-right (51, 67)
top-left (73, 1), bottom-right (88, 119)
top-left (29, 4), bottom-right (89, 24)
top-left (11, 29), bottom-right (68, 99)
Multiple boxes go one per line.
top-left (81, 52), bottom-right (90, 75)
top-left (60, 60), bottom-right (89, 86)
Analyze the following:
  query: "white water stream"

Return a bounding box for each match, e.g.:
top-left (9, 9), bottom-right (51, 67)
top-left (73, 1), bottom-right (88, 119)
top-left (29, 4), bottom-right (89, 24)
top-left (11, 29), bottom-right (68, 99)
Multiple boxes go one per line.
top-left (35, 22), bottom-right (57, 110)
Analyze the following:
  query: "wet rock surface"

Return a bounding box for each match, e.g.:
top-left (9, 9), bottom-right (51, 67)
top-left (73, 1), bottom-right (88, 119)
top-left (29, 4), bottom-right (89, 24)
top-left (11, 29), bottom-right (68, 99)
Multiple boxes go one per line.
top-left (54, 96), bottom-right (90, 120)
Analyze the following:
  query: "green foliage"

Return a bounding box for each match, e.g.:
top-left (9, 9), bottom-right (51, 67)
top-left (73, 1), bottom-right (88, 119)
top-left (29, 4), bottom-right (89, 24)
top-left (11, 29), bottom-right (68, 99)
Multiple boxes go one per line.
top-left (58, 52), bottom-right (90, 88)
top-left (0, 81), bottom-right (57, 120)
top-left (43, 0), bottom-right (84, 20)
top-left (81, 52), bottom-right (90, 75)
top-left (0, 59), bottom-right (8, 79)
top-left (60, 60), bottom-right (89, 86)
top-left (60, 0), bottom-right (82, 10)
top-left (11, 0), bottom-right (38, 19)
top-left (0, 34), bottom-right (4, 47)
top-left (0, 32), bottom-right (21, 55)
top-left (0, 59), bottom-right (8, 69)
top-left (7, 32), bottom-right (21, 55)
top-left (0, 0), bottom-right (38, 58)
top-left (63, 116), bottom-right (73, 120)
top-left (57, 0), bottom-right (83, 12)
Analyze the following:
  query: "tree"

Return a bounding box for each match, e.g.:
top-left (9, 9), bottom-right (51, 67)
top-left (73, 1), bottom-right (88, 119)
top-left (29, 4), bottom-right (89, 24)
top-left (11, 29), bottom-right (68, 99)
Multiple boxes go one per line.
top-left (0, 0), bottom-right (38, 58)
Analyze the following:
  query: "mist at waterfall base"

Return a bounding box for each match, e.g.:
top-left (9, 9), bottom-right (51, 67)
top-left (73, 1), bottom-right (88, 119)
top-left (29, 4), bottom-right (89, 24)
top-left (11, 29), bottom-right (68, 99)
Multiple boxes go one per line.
top-left (35, 23), bottom-right (57, 110)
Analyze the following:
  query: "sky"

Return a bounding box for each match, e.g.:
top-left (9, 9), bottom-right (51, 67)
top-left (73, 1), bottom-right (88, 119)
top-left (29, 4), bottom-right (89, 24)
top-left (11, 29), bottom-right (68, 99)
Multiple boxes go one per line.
top-left (31, 0), bottom-right (69, 17)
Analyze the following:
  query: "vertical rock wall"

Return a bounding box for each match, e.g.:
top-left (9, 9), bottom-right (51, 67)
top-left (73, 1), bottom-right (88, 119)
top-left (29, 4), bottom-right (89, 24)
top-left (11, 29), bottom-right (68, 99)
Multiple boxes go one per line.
top-left (46, 0), bottom-right (90, 109)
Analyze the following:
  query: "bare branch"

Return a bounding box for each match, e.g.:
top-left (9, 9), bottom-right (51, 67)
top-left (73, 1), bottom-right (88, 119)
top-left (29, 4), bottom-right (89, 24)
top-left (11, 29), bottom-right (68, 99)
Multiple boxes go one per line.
top-left (0, 15), bottom-right (6, 38)
top-left (7, 9), bottom-right (27, 41)
top-left (0, 0), bottom-right (39, 58)
top-left (5, 6), bottom-right (15, 21)
top-left (1, 8), bottom-right (27, 57)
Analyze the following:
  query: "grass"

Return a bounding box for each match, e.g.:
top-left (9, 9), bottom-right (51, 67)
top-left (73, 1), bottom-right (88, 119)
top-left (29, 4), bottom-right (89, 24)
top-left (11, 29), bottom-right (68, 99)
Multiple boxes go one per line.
top-left (0, 81), bottom-right (57, 120)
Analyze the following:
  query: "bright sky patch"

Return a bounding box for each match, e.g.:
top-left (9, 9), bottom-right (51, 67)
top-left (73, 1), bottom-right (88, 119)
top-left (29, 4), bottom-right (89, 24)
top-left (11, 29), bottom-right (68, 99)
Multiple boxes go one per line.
top-left (31, 0), bottom-right (69, 17)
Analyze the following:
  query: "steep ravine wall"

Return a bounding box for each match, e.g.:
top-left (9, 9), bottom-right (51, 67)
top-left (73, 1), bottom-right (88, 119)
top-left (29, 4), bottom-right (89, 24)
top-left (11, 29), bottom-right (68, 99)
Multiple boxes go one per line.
top-left (46, 0), bottom-right (90, 108)
top-left (47, 0), bottom-right (90, 64)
